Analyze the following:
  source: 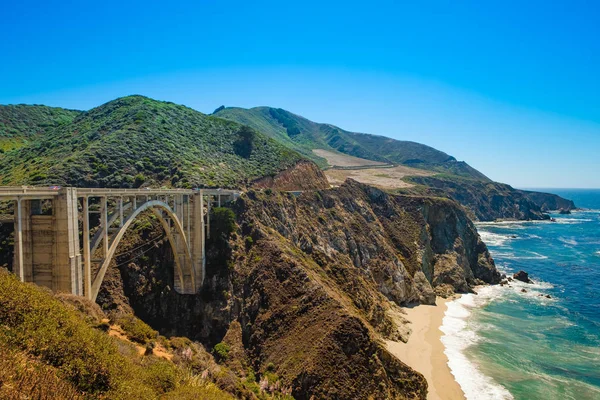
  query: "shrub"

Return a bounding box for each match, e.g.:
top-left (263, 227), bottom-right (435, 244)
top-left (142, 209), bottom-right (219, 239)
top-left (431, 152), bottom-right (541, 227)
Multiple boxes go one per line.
top-left (0, 342), bottom-right (83, 400)
top-left (115, 314), bottom-right (158, 344)
top-left (0, 269), bottom-right (235, 399)
top-left (210, 207), bottom-right (236, 242)
top-left (233, 126), bottom-right (255, 158)
top-left (134, 173), bottom-right (145, 188)
top-left (142, 357), bottom-right (177, 393)
top-left (245, 236), bottom-right (254, 250)
top-left (213, 342), bottom-right (230, 361)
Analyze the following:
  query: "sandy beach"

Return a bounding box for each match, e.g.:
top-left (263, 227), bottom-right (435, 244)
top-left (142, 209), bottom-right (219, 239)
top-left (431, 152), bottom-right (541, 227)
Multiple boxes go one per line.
top-left (386, 296), bottom-right (465, 400)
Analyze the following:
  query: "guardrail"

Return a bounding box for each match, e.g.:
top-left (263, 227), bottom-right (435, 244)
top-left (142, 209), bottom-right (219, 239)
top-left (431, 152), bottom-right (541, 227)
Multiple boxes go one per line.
top-left (0, 186), bottom-right (241, 199)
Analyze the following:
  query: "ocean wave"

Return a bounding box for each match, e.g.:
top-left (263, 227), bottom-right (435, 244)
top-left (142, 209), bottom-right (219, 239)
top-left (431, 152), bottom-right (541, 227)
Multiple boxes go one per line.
top-left (475, 221), bottom-right (529, 229)
top-left (554, 217), bottom-right (593, 225)
top-left (478, 231), bottom-right (513, 247)
top-left (558, 237), bottom-right (578, 246)
top-left (441, 289), bottom-right (514, 400)
top-left (440, 279), bottom-right (560, 399)
top-left (496, 251), bottom-right (549, 260)
top-left (478, 228), bottom-right (546, 249)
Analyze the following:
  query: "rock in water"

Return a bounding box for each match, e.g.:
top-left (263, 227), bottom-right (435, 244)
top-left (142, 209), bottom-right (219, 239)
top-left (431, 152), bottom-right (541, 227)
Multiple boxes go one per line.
top-left (513, 270), bottom-right (532, 283)
top-left (559, 208), bottom-right (572, 215)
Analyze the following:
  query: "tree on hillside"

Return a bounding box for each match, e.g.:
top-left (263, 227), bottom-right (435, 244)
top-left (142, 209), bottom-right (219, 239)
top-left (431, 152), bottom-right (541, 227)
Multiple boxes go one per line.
top-left (233, 126), bottom-right (255, 158)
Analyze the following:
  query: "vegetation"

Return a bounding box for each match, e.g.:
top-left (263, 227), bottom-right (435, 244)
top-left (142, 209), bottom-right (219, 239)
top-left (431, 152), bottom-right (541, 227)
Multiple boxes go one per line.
top-left (213, 342), bottom-right (230, 361)
top-left (0, 104), bottom-right (80, 152)
top-left (215, 106), bottom-right (488, 179)
top-left (233, 125), bottom-right (256, 158)
top-left (115, 314), bottom-right (158, 344)
top-left (0, 96), bottom-right (302, 188)
top-left (0, 268), bottom-right (233, 399)
top-left (210, 207), bottom-right (236, 242)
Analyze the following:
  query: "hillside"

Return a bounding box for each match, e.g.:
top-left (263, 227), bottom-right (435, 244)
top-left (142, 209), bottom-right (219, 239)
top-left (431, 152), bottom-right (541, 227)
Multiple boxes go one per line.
top-left (214, 106), bottom-right (489, 180)
top-left (214, 106), bottom-right (576, 220)
top-left (0, 268), bottom-right (241, 399)
top-left (0, 104), bottom-right (80, 152)
top-left (0, 96), bottom-right (304, 189)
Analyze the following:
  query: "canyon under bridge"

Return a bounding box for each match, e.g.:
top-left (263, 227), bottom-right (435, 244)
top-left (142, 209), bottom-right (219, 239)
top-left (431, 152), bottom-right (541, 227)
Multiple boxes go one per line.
top-left (0, 187), bottom-right (240, 301)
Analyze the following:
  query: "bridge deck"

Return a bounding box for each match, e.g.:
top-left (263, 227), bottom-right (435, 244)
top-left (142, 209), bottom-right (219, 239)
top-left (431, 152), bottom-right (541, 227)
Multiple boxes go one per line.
top-left (0, 187), bottom-right (240, 200)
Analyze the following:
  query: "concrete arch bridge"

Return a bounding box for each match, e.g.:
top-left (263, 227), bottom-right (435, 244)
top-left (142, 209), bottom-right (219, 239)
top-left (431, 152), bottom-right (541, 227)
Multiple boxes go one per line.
top-left (0, 187), bottom-right (239, 301)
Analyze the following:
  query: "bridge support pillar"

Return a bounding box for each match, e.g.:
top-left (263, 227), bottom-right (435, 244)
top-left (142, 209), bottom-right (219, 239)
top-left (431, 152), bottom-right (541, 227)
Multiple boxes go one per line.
top-left (53, 188), bottom-right (82, 295)
top-left (13, 198), bottom-right (33, 283)
top-left (13, 188), bottom-right (82, 295)
top-left (191, 191), bottom-right (205, 292)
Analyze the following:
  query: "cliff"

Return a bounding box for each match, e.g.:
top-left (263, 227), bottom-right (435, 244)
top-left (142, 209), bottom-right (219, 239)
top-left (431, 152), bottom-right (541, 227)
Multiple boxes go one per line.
top-left (406, 175), bottom-right (557, 221)
top-left (96, 180), bottom-right (499, 400)
top-left (521, 190), bottom-right (576, 212)
top-left (251, 160), bottom-right (330, 191)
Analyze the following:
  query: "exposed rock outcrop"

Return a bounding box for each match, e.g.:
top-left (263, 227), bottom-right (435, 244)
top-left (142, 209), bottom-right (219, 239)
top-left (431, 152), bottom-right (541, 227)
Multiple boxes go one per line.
top-left (96, 179), bottom-right (500, 400)
top-left (522, 190), bottom-right (576, 212)
top-left (251, 160), bottom-right (330, 191)
top-left (513, 270), bottom-right (532, 283)
top-left (405, 176), bottom-right (578, 221)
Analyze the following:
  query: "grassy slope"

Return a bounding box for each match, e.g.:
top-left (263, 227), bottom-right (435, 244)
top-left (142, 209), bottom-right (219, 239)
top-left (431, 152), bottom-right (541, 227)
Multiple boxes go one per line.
top-left (0, 268), bottom-right (232, 400)
top-left (212, 106), bottom-right (329, 167)
top-left (215, 106), bottom-right (489, 180)
top-left (0, 105), bottom-right (80, 152)
top-left (0, 96), bottom-right (302, 188)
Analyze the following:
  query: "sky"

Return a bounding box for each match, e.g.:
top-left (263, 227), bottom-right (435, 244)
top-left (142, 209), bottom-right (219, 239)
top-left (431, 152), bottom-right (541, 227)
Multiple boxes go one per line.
top-left (1, 0), bottom-right (599, 188)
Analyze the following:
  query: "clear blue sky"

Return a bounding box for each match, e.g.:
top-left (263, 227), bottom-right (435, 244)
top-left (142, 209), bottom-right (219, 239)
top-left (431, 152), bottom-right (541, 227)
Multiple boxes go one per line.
top-left (2, 0), bottom-right (599, 188)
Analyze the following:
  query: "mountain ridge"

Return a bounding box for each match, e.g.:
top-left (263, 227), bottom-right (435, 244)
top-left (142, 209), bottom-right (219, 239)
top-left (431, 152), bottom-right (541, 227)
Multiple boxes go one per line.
top-left (0, 96), bottom-right (576, 221)
top-left (0, 96), bottom-right (304, 189)
top-left (214, 106), bottom-right (490, 180)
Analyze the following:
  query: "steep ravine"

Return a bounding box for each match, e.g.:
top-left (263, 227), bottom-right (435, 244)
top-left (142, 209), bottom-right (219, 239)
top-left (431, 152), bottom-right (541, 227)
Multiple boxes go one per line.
top-left (98, 180), bottom-right (501, 400)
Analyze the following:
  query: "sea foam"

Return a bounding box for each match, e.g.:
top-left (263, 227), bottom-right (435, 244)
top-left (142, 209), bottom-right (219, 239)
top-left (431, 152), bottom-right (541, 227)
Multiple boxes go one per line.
top-left (441, 287), bottom-right (514, 400)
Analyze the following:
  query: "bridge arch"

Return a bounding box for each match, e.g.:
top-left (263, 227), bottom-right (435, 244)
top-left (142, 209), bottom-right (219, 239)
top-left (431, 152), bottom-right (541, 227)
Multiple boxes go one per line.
top-left (90, 200), bottom-right (195, 302)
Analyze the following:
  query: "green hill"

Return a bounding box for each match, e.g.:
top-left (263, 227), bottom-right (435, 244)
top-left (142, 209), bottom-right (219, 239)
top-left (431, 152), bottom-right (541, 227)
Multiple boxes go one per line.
top-left (0, 96), bottom-right (302, 188)
top-left (214, 106), bottom-right (489, 180)
top-left (0, 104), bottom-right (80, 152)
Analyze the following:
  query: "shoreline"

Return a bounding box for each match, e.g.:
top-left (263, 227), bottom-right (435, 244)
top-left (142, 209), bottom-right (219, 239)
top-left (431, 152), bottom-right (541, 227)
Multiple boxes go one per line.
top-left (387, 296), bottom-right (465, 400)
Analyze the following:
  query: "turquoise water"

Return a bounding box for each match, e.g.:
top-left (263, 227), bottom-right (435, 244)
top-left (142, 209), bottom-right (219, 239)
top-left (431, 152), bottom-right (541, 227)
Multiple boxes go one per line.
top-left (441, 189), bottom-right (600, 400)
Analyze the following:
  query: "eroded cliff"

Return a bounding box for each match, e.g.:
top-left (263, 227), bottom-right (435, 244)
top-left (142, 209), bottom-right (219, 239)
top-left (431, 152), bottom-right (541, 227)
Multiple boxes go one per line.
top-left (251, 160), bottom-right (330, 191)
top-left (96, 180), bottom-right (499, 400)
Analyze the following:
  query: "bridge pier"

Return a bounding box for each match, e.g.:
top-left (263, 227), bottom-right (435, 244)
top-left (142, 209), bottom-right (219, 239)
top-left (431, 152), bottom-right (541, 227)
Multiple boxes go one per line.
top-left (13, 188), bottom-right (82, 295)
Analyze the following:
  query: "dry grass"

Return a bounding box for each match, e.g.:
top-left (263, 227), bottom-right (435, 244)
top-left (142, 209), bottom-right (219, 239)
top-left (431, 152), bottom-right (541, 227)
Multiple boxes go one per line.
top-left (312, 148), bottom-right (387, 167)
top-left (324, 164), bottom-right (433, 189)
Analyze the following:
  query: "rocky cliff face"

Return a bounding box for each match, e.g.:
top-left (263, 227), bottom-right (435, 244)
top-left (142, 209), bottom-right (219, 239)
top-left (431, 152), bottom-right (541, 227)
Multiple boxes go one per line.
top-left (521, 190), bottom-right (576, 212)
top-left (97, 180), bottom-right (500, 400)
top-left (407, 175), bottom-right (557, 221)
top-left (240, 180), bottom-right (499, 302)
top-left (251, 160), bottom-right (330, 191)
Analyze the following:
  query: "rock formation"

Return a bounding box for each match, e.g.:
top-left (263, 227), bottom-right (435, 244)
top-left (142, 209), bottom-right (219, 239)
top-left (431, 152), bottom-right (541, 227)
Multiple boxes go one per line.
top-left (513, 270), bottom-right (532, 283)
top-left (96, 179), bottom-right (500, 399)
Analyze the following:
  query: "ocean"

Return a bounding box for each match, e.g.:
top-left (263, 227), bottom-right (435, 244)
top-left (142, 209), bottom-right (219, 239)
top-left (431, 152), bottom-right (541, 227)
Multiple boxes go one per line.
top-left (441, 189), bottom-right (600, 400)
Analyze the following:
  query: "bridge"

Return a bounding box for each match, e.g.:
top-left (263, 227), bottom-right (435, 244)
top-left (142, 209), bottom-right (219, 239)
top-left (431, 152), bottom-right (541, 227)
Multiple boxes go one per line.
top-left (0, 187), bottom-right (239, 301)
